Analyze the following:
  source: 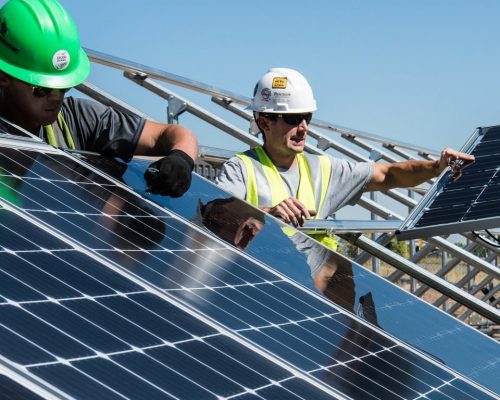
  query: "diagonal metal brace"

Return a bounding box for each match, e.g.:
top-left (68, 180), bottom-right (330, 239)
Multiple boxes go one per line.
top-left (167, 97), bottom-right (188, 124)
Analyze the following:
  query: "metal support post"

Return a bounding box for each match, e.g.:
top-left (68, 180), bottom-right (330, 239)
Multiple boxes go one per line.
top-left (167, 97), bottom-right (187, 124)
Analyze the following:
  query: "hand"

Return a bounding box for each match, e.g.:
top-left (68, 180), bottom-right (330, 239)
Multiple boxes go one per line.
top-left (437, 148), bottom-right (475, 178)
top-left (144, 149), bottom-right (194, 197)
top-left (263, 197), bottom-right (316, 227)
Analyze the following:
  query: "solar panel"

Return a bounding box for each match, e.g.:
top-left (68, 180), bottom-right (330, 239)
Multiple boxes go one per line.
top-left (117, 156), bottom-right (500, 395)
top-left (0, 146), bottom-right (347, 399)
top-left (398, 125), bottom-right (500, 239)
top-left (0, 139), bottom-right (498, 399)
top-left (0, 116), bottom-right (38, 140)
top-left (0, 200), bottom-right (337, 399)
top-left (0, 374), bottom-right (51, 400)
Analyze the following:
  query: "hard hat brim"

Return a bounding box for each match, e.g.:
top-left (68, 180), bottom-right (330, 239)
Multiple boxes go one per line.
top-left (0, 48), bottom-right (90, 88)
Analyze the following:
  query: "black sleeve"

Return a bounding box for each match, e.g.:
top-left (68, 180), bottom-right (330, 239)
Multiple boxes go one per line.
top-left (61, 97), bottom-right (146, 161)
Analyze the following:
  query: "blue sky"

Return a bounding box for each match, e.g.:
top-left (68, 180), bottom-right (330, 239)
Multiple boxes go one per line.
top-left (60, 0), bottom-right (500, 153)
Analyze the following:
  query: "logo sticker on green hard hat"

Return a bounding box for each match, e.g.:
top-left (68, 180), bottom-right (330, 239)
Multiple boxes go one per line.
top-left (52, 50), bottom-right (70, 71)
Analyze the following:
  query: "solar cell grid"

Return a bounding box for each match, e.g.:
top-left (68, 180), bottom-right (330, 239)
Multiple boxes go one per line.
top-left (466, 204), bottom-right (500, 220)
top-left (0, 145), bottom-right (496, 399)
top-left (0, 202), bottom-right (334, 399)
top-left (399, 125), bottom-right (500, 237)
top-left (473, 183), bottom-right (500, 204)
top-left (471, 135), bottom-right (500, 155)
top-left (412, 206), bottom-right (469, 227)
top-left (429, 187), bottom-right (482, 207)
top-left (117, 167), bottom-right (500, 393)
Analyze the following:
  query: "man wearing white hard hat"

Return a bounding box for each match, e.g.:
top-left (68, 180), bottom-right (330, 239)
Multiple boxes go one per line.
top-left (216, 68), bottom-right (473, 247)
top-left (216, 68), bottom-right (473, 292)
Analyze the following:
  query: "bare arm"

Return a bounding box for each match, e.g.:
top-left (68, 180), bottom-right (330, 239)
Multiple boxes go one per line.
top-left (366, 147), bottom-right (474, 192)
top-left (134, 120), bottom-right (198, 161)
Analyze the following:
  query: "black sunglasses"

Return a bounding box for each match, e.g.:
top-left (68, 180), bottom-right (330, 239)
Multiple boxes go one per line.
top-left (264, 113), bottom-right (313, 125)
top-left (31, 85), bottom-right (71, 98)
top-left (12, 76), bottom-right (71, 98)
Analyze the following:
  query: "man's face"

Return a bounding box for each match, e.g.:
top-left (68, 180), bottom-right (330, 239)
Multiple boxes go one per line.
top-left (0, 74), bottom-right (67, 132)
top-left (203, 198), bottom-right (265, 250)
top-left (260, 113), bottom-right (311, 158)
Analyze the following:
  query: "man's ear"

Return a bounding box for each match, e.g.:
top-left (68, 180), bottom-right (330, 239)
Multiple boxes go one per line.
top-left (258, 115), bottom-right (270, 133)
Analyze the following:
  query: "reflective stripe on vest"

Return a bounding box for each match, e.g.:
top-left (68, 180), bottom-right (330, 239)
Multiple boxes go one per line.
top-left (43, 112), bottom-right (75, 150)
top-left (236, 146), bottom-right (338, 250)
top-left (236, 146), bottom-right (331, 210)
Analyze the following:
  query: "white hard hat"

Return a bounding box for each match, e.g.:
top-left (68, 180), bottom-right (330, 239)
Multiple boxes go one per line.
top-left (249, 67), bottom-right (317, 113)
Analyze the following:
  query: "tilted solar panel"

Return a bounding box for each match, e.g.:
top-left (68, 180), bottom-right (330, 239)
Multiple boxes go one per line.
top-left (0, 374), bottom-right (48, 400)
top-left (0, 187), bottom-right (339, 398)
top-left (118, 156), bottom-right (500, 395)
top-left (0, 139), bottom-right (497, 399)
top-left (398, 125), bottom-right (500, 239)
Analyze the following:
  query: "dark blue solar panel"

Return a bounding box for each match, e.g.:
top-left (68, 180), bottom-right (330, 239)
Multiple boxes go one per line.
top-left (123, 160), bottom-right (500, 396)
top-left (0, 304), bottom-right (96, 358)
top-left (0, 144), bottom-right (497, 399)
top-left (0, 206), bottom-right (319, 399)
top-left (1, 254), bottom-right (83, 299)
top-left (449, 380), bottom-right (500, 400)
top-left (399, 125), bottom-right (500, 237)
top-left (31, 363), bottom-right (132, 400)
top-left (0, 374), bottom-right (46, 400)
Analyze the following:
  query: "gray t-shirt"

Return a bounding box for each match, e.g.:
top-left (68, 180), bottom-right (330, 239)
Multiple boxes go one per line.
top-left (216, 153), bottom-right (373, 217)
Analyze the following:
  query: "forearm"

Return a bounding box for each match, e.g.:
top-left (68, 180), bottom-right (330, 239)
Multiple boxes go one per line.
top-left (366, 147), bottom-right (474, 192)
top-left (135, 120), bottom-right (199, 160)
top-left (156, 125), bottom-right (198, 160)
top-left (367, 159), bottom-right (440, 191)
top-left (389, 159), bottom-right (442, 185)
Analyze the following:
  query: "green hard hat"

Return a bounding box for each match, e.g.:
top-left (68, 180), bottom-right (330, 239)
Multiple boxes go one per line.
top-left (0, 0), bottom-right (90, 88)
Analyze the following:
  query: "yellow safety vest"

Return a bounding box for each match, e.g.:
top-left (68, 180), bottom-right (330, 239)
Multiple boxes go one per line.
top-left (236, 146), bottom-right (338, 250)
top-left (42, 112), bottom-right (75, 150)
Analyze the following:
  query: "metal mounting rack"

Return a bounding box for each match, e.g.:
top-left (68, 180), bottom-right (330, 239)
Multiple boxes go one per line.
top-left (81, 48), bottom-right (500, 334)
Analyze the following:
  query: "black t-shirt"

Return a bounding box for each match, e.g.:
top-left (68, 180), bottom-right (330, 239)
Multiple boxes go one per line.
top-left (58, 96), bottom-right (146, 161)
top-left (0, 96), bottom-right (146, 162)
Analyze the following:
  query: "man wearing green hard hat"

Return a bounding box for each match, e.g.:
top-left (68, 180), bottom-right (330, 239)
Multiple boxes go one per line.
top-left (0, 0), bottom-right (198, 197)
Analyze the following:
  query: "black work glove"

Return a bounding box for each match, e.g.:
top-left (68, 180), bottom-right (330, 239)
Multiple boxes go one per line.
top-left (144, 149), bottom-right (194, 197)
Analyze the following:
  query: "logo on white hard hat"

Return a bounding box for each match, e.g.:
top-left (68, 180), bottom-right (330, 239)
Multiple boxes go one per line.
top-left (52, 50), bottom-right (70, 71)
top-left (261, 88), bottom-right (271, 102)
top-left (272, 77), bottom-right (287, 89)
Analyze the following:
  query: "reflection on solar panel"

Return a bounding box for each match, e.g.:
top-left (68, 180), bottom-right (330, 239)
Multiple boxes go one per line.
top-left (118, 157), bottom-right (500, 394)
top-left (398, 125), bottom-right (500, 239)
top-left (0, 141), bottom-right (497, 399)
